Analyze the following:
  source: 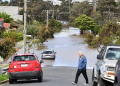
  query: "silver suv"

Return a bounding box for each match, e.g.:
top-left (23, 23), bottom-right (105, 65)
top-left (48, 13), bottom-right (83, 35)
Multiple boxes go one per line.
top-left (41, 50), bottom-right (56, 59)
top-left (92, 45), bottom-right (120, 86)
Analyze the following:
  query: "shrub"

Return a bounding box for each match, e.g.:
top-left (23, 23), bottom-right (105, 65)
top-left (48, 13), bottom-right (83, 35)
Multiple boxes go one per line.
top-left (115, 38), bottom-right (120, 44)
top-left (48, 18), bottom-right (62, 31)
top-left (86, 34), bottom-right (95, 46)
top-left (2, 31), bottom-right (23, 42)
top-left (93, 25), bottom-right (101, 35)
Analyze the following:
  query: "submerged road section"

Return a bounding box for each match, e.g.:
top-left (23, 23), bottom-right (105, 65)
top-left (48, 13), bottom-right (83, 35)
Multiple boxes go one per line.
top-left (4, 67), bottom-right (92, 86)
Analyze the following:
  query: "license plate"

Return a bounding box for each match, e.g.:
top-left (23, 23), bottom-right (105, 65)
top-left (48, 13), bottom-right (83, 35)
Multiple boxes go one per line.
top-left (21, 64), bottom-right (28, 67)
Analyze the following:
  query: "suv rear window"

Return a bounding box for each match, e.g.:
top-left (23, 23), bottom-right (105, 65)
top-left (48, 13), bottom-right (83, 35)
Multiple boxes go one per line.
top-left (13, 55), bottom-right (36, 61)
top-left (43, 51), bottom-right (53, 54)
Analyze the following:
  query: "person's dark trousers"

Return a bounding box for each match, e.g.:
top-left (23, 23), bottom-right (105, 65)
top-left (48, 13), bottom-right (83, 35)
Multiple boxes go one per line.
top-left (74, 69), bottom-right (88, 84)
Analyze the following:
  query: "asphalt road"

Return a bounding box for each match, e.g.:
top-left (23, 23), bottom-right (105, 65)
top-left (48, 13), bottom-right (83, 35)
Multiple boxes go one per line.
top-left (3, 67), bottom-right (92, 86)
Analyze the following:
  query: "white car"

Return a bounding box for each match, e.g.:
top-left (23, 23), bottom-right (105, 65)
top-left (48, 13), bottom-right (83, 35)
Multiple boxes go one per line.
top-left (41, 50), bottom-right (56, 59)
top-left (92, 44), bottom-right (120, 86)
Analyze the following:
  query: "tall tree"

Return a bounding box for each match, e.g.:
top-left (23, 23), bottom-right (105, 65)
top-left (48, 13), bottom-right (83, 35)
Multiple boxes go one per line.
top-left (97, 0), bottom-right (117, 24)
top-left (74, 14), bottom-right (96, 34)
top-left (58, 1), bottom-right (72, 21)
top-left (90, 11), bottom-right (102, 25)
top-left (69, 1), bottom-right (92, 25)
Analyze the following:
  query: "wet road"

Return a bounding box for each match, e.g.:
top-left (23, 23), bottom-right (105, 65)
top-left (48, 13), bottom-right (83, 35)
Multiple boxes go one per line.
top-left (4, 67), bottom-right (92, 86)
top-left (13, 27), bottom-right (98, 68)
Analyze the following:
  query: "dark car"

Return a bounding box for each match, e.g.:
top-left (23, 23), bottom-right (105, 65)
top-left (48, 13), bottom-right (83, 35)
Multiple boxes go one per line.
top-left (114, 58), bottom-right (120, 86)
top-left (9, 53), bottom-right (43, 84)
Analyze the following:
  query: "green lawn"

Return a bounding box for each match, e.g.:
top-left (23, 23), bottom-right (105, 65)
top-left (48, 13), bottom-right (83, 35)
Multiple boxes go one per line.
top-left (0, 64), bottom-right (9, 82)
top-left (0, 73), bottom-right (9, 82)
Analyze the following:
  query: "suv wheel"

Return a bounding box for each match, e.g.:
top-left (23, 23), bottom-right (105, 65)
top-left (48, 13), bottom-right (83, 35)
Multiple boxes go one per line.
top-left (9, 78), bottom-right (14, 84)
top-left (38, 71), bottom-right (43, 82)
top-left (97, 76), bottom-right (107, 86)
top-left (92, 71), bottom-right (97, 86)
top-left (113, 79), bottom-right (118, 86)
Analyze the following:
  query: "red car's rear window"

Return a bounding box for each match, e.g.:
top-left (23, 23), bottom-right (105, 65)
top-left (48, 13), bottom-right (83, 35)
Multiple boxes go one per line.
top-left (13, 55), bottom-right (36, 61)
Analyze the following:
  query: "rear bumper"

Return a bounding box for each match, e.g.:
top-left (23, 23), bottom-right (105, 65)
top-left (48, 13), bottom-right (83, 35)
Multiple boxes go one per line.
top-left (42, 56), bottom-right (55, 59)
top-left (9, 71), bottom-right (42, 79)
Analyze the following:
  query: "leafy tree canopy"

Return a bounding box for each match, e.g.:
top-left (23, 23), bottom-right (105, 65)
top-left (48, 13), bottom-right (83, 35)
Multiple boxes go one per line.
top-left (0, 12), bottom-right (13, 23)
top-left (69, 1), bottom-right (92, 24)
top-left (97, 0), bottom-right (117, 13)
top-left (74, 14), bottom-right (96, 34)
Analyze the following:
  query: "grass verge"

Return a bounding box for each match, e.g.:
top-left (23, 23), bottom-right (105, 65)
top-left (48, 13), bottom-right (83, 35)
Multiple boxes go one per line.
top-left (0, 73), bottom-right (9, 82)
top-left (0, 64), bottom-right (9, 69)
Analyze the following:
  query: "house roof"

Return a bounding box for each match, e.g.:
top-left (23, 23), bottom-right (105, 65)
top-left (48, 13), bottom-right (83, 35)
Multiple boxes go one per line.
top-left (3, 23), bottom-right (10, 28)
top-left (0, 18), bottom-right (4, 21)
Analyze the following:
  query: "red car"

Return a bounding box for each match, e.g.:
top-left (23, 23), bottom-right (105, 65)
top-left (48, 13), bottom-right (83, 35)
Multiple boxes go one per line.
top-left (9, 53), bottom-right (43, 84)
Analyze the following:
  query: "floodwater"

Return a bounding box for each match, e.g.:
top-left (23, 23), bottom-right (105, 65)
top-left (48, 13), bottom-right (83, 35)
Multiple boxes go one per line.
top-left (15, 27), bottom-right (98, 69)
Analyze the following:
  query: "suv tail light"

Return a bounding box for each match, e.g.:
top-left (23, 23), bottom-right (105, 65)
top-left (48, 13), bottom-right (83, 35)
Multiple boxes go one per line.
top-left (52, 54), bottom-right (55, 56)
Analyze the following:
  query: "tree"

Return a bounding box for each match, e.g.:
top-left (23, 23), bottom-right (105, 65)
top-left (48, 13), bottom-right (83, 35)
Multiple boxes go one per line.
top-left (97, 0), bottom-right (117, 13)
top-left (0, 37), bottom-right (15, 59)
top-left (69, 1), bottom-right (92, 25)
top-left (36, 24), bottom-right (50, 44)
top-left (97, 0), bottom-right (117, 24)
top-left (0, 12), bottom-right (13, 23)
top-left (27, 25), bottom-right (39, 38)
top-left (58, 1), bottom-right (72, 21)
top-left (74, 14), bottom-right (96, 34)
top-left (48, 18), bottom-right (62, 30)
top-left (90, 11), bottom-right (102, 25)
top-left (97, 21), bottom-right (119, 46)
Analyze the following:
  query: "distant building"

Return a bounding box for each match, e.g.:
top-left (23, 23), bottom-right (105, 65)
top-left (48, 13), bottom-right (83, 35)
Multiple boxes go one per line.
top-left (115, 0), bottom-right (120, 2)
top-left (0, 6), bottom-right (23, 21)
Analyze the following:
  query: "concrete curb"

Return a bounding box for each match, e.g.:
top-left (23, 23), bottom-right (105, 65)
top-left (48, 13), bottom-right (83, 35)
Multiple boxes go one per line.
top-left (0, 79), bottom-right (9, 84)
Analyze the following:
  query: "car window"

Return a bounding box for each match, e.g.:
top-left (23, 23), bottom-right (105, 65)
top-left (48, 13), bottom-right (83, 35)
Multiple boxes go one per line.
top-left (106, 48), bottom-right (120, 60)
top-left (13, 55), bottom-right (36, 61)
top-left (43, 51), bottom-right (53, 54)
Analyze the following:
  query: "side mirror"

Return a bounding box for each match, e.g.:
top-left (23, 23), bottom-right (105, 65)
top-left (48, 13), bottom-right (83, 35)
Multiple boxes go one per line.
top-left (40, 60), bottom-right (44, 63)
top-left (9, 61), bottom-right (11, 64)
top-left (55, 52), bottom-right (56, 54)
top-left (97, 54), bottom-right (103, 59)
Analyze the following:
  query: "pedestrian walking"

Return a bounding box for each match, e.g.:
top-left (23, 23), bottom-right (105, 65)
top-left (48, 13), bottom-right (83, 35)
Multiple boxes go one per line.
top-left (72, 51), bottom-right (89, 85)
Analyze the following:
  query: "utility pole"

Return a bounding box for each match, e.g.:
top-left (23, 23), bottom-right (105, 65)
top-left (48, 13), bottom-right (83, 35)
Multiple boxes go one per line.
top-left (69, 0), bottom-right (70, 13)
top-left (94, 0), bottom-right (97, 11)
top-left (47, 10), bottom-right (48, 27)
top-left (23, 0), bottom-right (27, 54)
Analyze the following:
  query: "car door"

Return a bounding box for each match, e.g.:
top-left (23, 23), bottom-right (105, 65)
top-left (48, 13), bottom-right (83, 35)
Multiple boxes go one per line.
top-left (96, 47), bottom-right (106, 74)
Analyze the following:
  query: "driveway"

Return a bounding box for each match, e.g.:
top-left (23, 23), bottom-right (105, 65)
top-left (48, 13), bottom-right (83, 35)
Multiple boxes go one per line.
top-left (4, 67), bottom-right (92, 86)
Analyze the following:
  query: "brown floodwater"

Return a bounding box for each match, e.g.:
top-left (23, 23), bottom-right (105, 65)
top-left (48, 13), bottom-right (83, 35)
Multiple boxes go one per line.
top-left (15, 27), bottom-right (99, 69)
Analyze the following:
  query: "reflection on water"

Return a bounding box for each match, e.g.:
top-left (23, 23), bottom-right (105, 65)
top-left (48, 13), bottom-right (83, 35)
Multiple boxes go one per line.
top-left (15, 27), bottom-right (98, 68)
top-left (42, 59), bottom-right (55, 67)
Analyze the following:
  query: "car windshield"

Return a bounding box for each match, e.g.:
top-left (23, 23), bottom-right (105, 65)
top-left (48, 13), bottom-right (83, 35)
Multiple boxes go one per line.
top-left (13, 55), bottom-right (36, 61)
top-left (43, 51), bottom-right (53, 54)
top-left (106, 48), bottom-right (120, 60)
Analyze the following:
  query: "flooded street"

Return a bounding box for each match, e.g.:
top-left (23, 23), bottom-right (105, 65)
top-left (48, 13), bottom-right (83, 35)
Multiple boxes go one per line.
top-left (16, 27), bottom-right (98, 69)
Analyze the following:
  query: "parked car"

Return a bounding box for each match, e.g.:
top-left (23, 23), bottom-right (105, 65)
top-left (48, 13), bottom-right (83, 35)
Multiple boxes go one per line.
top-left (92, 44), bottom-right (120, 86)
top-left (41, 50), bottom-right (56, 59)
top-left (9, 53), bottom-right (43, 84)
top-left (114, 58), bottom-right (120, 86)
